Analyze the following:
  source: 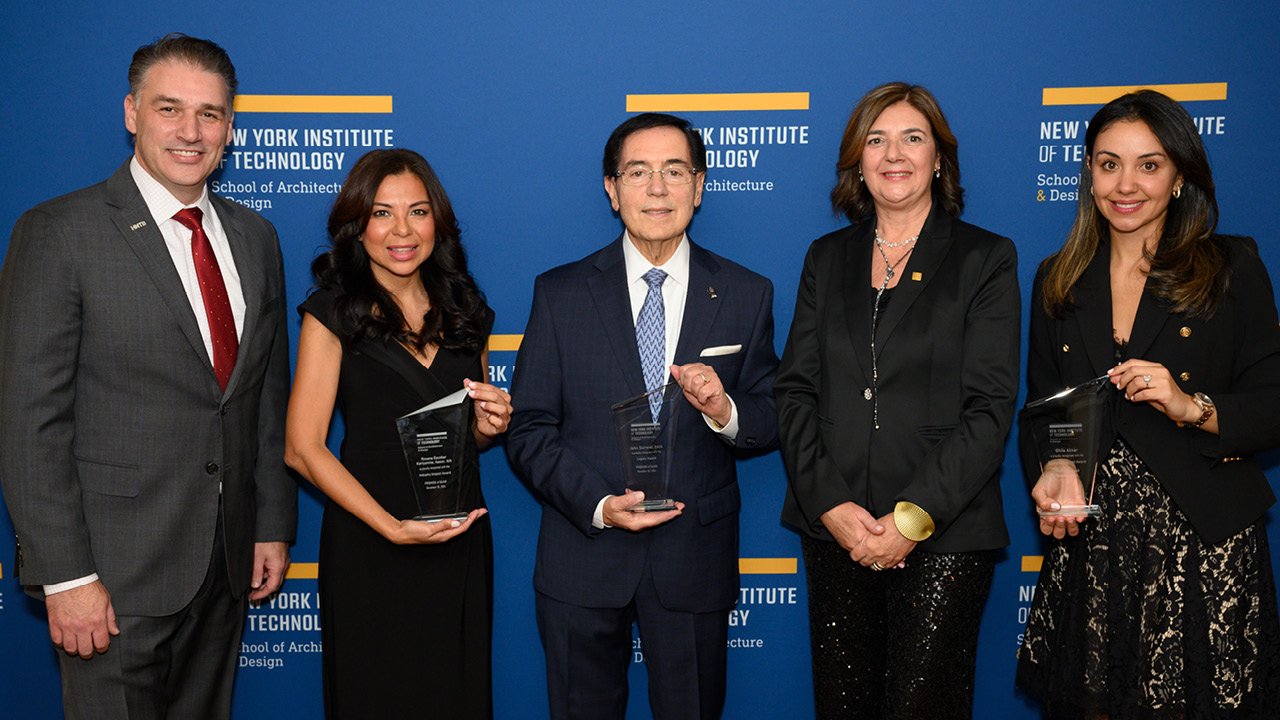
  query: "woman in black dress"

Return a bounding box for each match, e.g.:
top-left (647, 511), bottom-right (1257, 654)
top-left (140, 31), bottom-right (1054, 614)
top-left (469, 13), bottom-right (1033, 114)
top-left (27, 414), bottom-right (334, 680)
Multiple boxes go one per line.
top-left (1018, 90), bottom-right (1280, 718)
top-left (285, 149), bottom-right (510, 719)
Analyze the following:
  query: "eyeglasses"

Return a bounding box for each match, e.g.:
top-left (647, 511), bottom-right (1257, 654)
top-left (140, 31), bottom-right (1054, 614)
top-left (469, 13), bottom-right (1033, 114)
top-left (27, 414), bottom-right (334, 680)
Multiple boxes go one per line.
top-left (612, 164), bottom-right (700, 186)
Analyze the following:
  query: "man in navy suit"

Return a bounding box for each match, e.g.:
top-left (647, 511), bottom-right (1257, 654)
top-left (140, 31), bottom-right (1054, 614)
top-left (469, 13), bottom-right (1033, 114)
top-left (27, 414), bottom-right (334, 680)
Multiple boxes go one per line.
top-left (505, 113), bottom-right (779, 720)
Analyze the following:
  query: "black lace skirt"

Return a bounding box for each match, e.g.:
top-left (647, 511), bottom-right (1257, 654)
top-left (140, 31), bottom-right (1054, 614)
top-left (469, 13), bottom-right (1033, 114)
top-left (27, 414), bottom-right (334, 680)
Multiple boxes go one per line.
top-left (1017, 438), bottom-right (1280, 719)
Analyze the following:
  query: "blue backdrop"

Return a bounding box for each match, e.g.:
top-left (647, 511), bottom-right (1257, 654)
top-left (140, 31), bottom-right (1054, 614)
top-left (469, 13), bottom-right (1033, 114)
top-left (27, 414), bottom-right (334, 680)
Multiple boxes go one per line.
top-left (2, 2), bottom-right (1278, 717)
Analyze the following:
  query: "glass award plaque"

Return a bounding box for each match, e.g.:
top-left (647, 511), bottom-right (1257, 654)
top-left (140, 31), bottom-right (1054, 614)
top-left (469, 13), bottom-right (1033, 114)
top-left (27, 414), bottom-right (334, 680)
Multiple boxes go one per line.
top-left (611, 382), bottom-right (682, 512)
top-left (396, 387), bottom-right (473, 522)
top-left (1019, 375), bottom-right (1114, 519)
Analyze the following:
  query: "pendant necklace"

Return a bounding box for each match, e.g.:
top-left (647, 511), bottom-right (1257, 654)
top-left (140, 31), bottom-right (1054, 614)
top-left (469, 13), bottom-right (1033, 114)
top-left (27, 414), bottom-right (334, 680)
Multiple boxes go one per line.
top-left (870, 227), bottom-right (918, 429)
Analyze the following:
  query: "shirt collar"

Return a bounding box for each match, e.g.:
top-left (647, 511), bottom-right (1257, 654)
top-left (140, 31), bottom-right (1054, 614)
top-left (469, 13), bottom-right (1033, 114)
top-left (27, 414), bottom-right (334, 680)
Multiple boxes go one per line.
top-left (622, 231), bottom-right (690, 289)
top-left (129, 156), bottom-right (212, 226)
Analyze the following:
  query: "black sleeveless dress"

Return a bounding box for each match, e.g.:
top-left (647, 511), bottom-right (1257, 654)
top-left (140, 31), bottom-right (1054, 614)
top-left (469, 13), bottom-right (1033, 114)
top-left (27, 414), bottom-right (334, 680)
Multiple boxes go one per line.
top-left (299, 289), bottom-right (493, 719)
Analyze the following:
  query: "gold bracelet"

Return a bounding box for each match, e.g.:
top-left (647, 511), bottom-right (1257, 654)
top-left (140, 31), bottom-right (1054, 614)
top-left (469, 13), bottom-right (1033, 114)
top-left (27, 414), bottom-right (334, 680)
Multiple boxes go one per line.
top-left (894, 501), bottom-right (935, 542)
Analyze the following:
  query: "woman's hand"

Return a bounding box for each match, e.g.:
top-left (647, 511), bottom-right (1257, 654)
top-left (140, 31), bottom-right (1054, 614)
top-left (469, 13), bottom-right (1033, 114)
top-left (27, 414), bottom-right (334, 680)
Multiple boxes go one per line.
top-left (1031, 459), bottom-right (1087, 538)
top-left (819, 502), bottom-right (885, 558)
top-left (1107, 360), bottom-right (1200, 425)
top-left (466, 378), bottom-right (512, 441)
top-left (389, 508), bottom-right (488, 545)
top-left (855, 514), bottom-right (915, 570)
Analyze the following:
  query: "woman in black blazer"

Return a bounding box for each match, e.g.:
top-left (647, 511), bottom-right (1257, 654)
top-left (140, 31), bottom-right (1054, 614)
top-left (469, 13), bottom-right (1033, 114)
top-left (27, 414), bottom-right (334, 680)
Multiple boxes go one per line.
top-left (1017, 90), bottom-right (1280, 717)
top-left (776, 82), bottom-right (1020, 719)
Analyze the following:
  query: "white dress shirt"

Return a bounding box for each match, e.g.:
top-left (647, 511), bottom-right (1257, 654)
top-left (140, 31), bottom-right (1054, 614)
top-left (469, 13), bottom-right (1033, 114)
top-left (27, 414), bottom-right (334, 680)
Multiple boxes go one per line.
top-left (593, 233), bottom-right (739, 528)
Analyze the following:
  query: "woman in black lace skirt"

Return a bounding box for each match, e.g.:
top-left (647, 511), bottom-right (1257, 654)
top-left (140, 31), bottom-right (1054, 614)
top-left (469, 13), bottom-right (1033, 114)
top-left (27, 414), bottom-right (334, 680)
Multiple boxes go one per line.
top-left (1018, 90), bottom-right (1280, 718)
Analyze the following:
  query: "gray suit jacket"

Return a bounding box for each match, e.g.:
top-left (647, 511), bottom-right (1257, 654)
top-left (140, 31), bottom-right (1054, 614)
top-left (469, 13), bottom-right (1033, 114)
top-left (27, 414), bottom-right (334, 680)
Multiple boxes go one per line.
top-left (0, 159), bottom-right (296, 616)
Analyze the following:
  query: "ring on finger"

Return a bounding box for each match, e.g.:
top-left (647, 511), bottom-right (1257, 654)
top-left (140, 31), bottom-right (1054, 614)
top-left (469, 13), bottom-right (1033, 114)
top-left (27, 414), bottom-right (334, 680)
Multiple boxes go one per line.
top-left (1143, 374), bottom-right (1152, 385)
top-left (699, 372), bottom-right (708, 384)
top-left (870, 562), bottom-right (885, 571)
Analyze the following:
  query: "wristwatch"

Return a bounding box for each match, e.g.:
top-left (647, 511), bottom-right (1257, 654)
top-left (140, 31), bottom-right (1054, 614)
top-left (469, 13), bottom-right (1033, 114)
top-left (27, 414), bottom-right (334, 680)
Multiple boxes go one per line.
top-left (1188, 392), bottom-right (1215, 428)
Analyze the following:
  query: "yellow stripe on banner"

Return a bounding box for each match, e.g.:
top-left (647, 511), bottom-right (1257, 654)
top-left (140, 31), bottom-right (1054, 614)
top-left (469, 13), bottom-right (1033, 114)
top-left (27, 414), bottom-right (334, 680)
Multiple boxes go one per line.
top-left (626, 92), bottom-right (809, 112)
top-left (234, 95), bottom-right (393, 114)
top-left (1042, 82), bottom-right (1227, 106)
top-left (739, 558), bottom-right (798, 575)
top-left (1022, 556), bottom-right (1044, 572)
top-left (286, 563), bottom-right (319, 579)
top-left (289, 560), bottom-right (796, 577)
top-left (487, 334), bottom-right (523, 352)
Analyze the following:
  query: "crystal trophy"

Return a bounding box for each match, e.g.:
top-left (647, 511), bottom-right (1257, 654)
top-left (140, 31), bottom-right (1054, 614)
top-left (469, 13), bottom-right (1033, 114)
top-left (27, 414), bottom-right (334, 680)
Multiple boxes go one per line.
top-left (611, 382), bottom-right (682, 512)
top-left (396, 387), bottom-right (473, 522)
top-left (1019, 375), bottom-right (1114, 519)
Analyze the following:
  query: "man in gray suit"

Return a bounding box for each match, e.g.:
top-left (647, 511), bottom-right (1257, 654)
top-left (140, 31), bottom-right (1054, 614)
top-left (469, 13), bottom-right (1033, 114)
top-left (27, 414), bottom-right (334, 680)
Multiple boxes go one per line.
top-left (0, 34), bottom-right (295, 719)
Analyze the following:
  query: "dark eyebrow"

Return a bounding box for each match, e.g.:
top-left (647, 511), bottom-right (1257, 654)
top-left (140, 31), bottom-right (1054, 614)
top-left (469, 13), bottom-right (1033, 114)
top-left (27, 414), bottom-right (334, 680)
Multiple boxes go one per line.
top-left (151, 94), bottom-right (227, 115)
top-left (622, 159), bottom-right (691, 168)
top-left (371, 200), bottom-right (431, 207)
top-left (1095, 150), bottom-right (1168, 160)
top-left (867, 128), bottom-right (928, 135)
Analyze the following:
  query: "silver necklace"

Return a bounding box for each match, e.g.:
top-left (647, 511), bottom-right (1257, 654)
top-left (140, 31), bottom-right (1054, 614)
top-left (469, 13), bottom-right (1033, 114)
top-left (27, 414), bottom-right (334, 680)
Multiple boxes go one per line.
top-left (870, 227), bottom-right (918, 429)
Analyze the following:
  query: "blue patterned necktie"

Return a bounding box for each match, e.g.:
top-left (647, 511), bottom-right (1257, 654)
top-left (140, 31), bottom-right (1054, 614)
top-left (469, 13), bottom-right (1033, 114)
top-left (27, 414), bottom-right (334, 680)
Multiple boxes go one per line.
top-left (636, 268), bottom-right (668, 421)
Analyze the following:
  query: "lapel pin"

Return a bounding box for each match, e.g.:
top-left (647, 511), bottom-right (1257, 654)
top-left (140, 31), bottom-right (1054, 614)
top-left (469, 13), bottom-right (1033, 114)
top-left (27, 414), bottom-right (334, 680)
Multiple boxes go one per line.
top-left (130, 221), bottom-right (148, 231)
top-left (707, 286), bottom-right (717, 299)
top-left (911, 272), bottom-right (922, 281)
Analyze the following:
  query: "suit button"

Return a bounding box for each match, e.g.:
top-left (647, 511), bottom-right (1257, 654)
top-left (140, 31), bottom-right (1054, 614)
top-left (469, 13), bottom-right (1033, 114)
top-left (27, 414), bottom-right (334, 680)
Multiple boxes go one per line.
top-left (206, 462), bottom-right (219, 475)
top-left (1062, 344), bottom-right (1070, 352)
top-left (745, 437), bottom-right (757, 447)
top-left (1180, 372), bottom-right (1191, 382)
top-left (220, 405), bottom-right (228, 416)
top-left (863, 388), bottom-right (872, 400)
top-left (1179, 326), bottom-right (1192, 338)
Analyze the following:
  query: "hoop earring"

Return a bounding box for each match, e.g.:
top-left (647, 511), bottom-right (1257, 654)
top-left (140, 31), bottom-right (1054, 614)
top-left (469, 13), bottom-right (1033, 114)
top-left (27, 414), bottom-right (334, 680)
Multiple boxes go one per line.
top-left (1172, 184), bottom-right (1182, 199)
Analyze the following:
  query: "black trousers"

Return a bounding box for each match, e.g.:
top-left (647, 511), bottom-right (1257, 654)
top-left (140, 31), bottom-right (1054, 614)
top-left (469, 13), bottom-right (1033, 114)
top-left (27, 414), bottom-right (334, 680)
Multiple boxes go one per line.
top-left (801, 535), bottom-right (996, 720)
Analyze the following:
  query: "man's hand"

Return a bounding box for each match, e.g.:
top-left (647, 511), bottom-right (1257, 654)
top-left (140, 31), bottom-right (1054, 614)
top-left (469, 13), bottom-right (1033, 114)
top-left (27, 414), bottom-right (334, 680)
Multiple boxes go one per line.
top-left (249, 541), bottom-right (290, 601)
top-left (601, 490), bottom-right (685, 531)
top-left (47, 580), bottom-right (118, 659)
top-left (670, 363), bottom-right (732, 428)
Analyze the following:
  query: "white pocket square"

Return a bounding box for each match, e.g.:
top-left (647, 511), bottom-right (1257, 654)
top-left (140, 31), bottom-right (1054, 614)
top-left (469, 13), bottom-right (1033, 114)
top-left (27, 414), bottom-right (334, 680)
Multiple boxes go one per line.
top-left (700, 344), bottom-right (742, 357)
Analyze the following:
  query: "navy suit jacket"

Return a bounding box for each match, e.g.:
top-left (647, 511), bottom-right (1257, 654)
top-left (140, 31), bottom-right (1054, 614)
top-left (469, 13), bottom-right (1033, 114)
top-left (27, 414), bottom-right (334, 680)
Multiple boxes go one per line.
top-left (506, 237), bottom-right (779, 613)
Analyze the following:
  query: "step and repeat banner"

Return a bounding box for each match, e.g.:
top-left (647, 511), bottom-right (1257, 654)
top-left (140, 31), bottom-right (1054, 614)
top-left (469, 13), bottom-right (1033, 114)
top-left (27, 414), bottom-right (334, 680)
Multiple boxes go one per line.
top-left (2, 2), bottom-right (1278, 717)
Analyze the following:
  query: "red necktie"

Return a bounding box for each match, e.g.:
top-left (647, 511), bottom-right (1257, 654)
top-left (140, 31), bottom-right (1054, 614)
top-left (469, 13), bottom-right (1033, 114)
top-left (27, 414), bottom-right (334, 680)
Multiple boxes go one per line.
top-left (173, 207), bottom-right (238, 391)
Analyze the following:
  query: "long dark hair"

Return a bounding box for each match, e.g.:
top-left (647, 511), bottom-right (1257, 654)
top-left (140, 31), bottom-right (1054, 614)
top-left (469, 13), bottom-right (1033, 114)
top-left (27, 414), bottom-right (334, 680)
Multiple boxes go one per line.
top-left (1041, 89), bottom-right (1226, 318)
top-left (312, 149), bottom-right (487, 354)
top-left (831, 82), bottom-right (964, 222)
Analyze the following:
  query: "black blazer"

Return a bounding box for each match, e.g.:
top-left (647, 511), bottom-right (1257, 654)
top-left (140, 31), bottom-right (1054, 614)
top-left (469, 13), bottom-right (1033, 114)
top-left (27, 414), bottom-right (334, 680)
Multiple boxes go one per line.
top-left (777, 205), bottom-right (1020, 553)
top-left (1022, 236), bottom-right (1280, 545)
